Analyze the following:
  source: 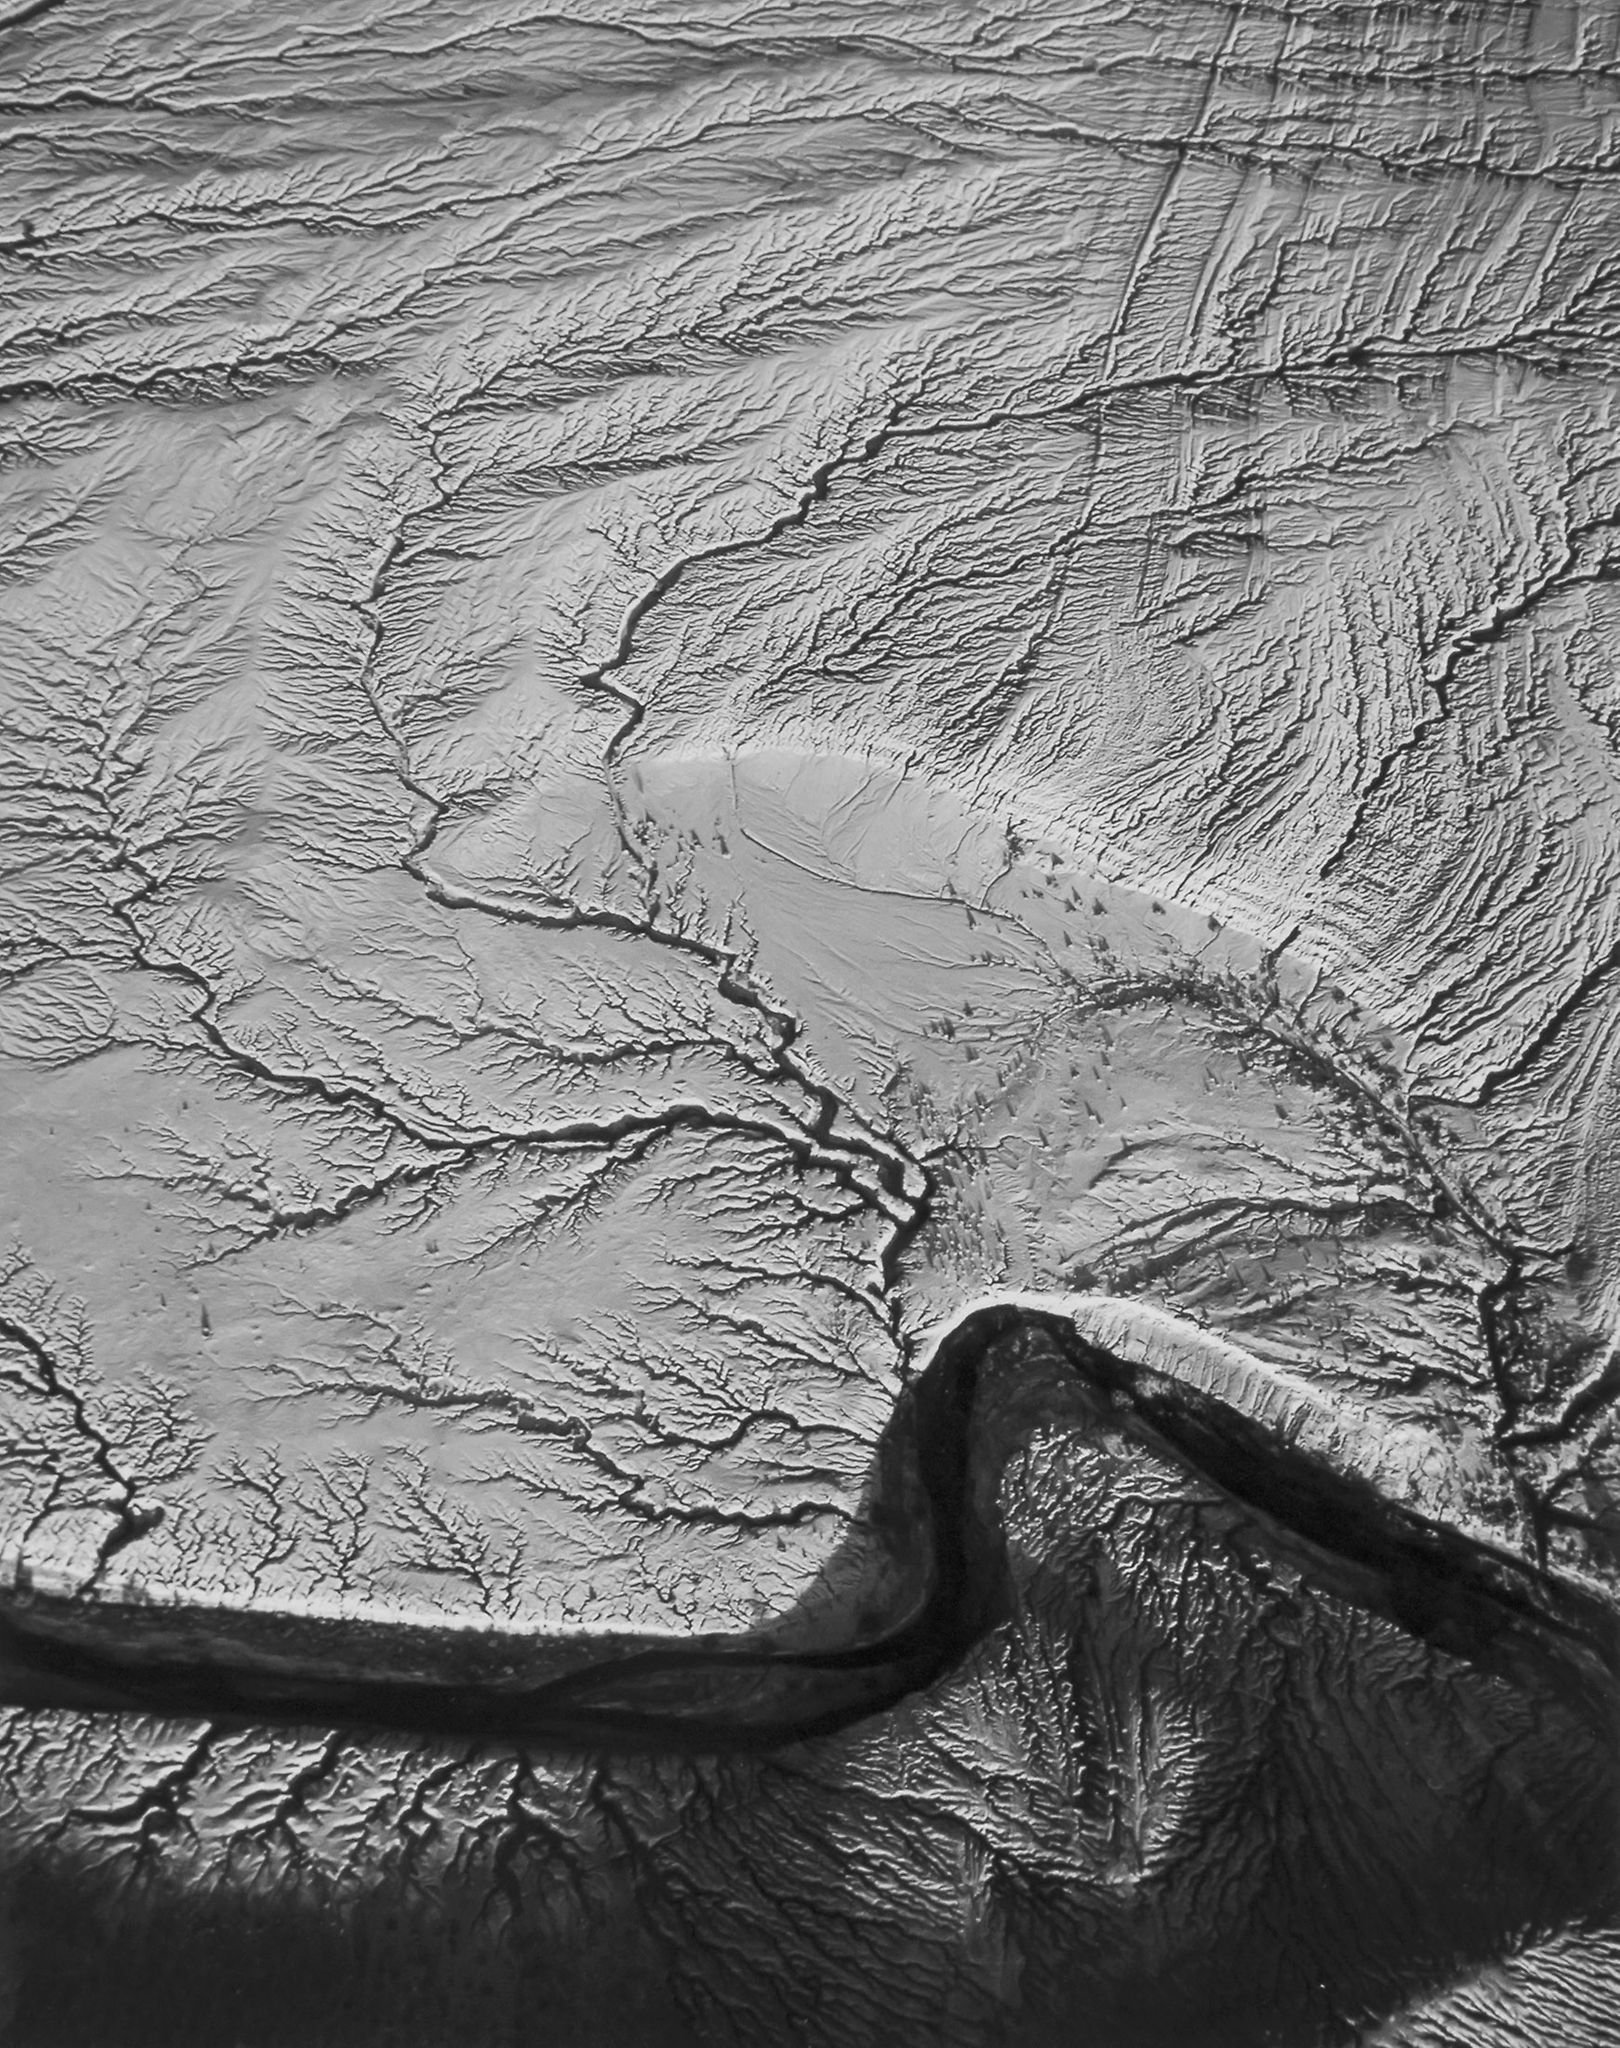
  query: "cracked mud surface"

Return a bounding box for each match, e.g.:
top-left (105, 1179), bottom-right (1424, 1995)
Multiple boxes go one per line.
top-left (2, 1), bottom-right (1620, 2042)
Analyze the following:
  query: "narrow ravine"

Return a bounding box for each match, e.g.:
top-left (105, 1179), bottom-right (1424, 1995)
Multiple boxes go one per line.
top-left (3, 1303), bottom-right (1615, 1756)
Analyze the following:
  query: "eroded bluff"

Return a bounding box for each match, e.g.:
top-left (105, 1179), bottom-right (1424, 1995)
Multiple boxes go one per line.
top-left (1, 1), bottom-right (1618, 2043)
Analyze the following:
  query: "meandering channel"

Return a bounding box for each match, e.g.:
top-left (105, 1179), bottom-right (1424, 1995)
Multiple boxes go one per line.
top-left (1, 1304), bottom-right (1616, 1752)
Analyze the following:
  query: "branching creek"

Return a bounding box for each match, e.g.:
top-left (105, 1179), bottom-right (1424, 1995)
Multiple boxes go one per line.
top-left (1, 1305), bottom-right (1616, 1760)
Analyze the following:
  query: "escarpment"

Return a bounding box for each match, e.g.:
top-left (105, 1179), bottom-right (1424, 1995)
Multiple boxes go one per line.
top-left (5, 2), bottom-right (1620, 2044)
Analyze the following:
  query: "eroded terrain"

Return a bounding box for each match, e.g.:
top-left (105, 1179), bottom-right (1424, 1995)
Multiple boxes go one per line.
top-left (2, 1), bottom-right (1619, 2042)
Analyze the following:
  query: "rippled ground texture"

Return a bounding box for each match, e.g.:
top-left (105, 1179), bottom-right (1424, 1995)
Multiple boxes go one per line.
top-left (3, 1), bottom-right (1620, 2042)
